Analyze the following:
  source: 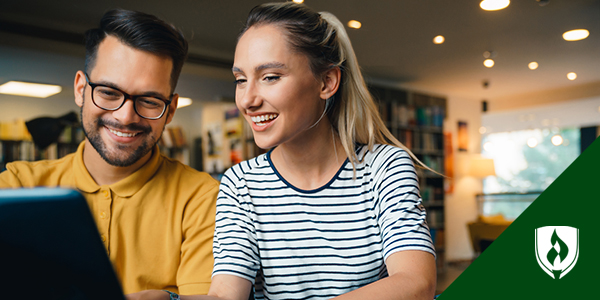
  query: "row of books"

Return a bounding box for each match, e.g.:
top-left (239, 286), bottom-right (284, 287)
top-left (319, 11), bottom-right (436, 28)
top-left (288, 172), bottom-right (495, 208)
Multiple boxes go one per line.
top-left (379, 102), bottom-right (445, 128)
top-left (421, 185), bottom-right (445, 202)
top-left (159, 126), bottom-right (187, 148)
top-left (58, 126), bottom-right (85, 144)
top-left (429, 227), bottom-right (445, 250)
top-left (0, 141), bottom-right (71, 164)
top-left (427, 209), bottom-right (444, 229)
top-left (397, 130), bottom-right (444, 153)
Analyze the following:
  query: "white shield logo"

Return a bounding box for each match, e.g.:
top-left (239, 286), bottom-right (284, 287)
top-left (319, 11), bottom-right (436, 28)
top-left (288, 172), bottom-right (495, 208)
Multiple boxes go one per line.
top-left (535, 226), bottom-right (579, 279)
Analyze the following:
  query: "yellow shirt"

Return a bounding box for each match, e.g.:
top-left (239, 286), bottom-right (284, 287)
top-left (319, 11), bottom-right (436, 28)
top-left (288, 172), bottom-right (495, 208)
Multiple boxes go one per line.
top-left (0, 142), bottom-right (218, 295)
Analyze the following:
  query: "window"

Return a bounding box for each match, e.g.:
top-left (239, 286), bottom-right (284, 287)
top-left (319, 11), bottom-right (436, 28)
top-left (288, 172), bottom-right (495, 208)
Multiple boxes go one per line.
top-left (479, 128), bottom-right (580, 218)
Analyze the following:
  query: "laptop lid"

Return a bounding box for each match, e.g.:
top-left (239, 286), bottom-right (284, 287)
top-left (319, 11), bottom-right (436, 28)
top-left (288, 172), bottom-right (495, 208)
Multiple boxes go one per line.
top-left (0, 188), bottom-right (126, 300)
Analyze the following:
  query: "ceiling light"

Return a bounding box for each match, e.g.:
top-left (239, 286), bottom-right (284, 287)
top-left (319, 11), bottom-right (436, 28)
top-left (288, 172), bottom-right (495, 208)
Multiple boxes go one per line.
top-left (292, 0), bottom-right (304, 3)
top-left (347, 20), bottom-right (361, 29)
top-left (551, 134), bottom-right (563, 146)
top-left (177, 97), bottom-right (193, 108)
top-left (527, 137), bottom-right (538, 148)
top-left (480, 0), bottom-right (510, 11)
top-left (483, 59), bottom-right (495, 68)
top-left (567, 72), bottom-right (577, 80)
top-left (479, 126), bottom-right (487, 134)
top-left (0, 81), bottom-right (62, 98)
top-left (483, 142), bottom-right (494, 152)
top-left (433, 35), bottom-right (445, 44)
top-left (562, 29), bottom-right (589, 41)
top-left (528, 62), bottom-right (538, 70)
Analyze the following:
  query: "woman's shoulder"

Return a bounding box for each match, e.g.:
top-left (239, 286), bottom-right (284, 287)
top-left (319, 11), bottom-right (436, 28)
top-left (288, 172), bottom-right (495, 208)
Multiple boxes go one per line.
top-left (223, 152), bottom-right (272, 181)
top-left (357, 144), bottom-right (412, 166)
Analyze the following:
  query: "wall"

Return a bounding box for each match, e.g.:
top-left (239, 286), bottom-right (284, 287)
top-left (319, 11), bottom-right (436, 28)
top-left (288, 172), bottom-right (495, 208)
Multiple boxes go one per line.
top-left (0, 44), bottom-right (236, 169)
top-left (443, 96), bottom-right (483, 261)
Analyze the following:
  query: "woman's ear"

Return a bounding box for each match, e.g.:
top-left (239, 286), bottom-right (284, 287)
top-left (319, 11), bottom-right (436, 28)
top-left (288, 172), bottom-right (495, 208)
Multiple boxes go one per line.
top-left (320, 66), bottom-right (341, 100)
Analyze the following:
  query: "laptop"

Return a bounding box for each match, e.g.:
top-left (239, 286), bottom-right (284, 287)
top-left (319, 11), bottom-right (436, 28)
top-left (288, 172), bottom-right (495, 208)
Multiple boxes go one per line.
top-left (0, 188), bottom-right (126, 300)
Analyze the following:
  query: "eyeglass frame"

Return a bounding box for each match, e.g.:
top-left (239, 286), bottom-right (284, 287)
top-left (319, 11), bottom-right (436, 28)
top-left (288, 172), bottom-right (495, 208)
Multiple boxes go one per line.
top-left (84, 72), bottom-right (173, 120)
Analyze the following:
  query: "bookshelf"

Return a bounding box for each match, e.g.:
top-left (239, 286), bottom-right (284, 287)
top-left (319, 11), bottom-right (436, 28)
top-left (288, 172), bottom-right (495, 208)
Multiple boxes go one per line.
top-left (0, 123), bottom-right (84, 171)
top-left (159, 126), bottom-right (190, 166)
top-left (368, 85), bottom-right (447, 272)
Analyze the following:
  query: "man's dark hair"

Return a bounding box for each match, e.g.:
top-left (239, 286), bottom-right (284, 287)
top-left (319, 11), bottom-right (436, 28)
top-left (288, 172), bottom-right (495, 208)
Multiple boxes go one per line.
top-left (84, 9), bottom-right (188, 92)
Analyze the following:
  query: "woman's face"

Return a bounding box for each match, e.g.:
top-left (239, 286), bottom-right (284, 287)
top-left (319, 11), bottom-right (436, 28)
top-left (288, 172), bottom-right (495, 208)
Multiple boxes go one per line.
top-left (233, 24), bottom-right (326, 150)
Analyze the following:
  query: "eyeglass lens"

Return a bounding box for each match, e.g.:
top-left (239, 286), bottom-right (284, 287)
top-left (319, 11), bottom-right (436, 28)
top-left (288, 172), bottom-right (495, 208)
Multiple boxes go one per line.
top-left (93, 86), bottom-right (166, 119)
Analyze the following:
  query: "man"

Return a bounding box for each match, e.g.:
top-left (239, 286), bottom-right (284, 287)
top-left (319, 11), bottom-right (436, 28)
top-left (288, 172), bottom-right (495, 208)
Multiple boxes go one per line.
top-left (0, 9), bottom-right (218, 298)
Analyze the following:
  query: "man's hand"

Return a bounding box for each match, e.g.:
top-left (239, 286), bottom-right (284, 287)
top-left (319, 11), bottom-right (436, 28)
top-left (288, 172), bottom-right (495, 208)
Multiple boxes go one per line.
top-left (125, 290), bottom-right (171, 300)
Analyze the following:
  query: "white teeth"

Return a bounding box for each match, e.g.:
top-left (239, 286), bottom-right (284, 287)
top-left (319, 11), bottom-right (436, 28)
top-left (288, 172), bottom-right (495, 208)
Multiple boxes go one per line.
top-left (251, 114), bottom-right (278, 124)
top-left (108, 128), bottom-right (138, 137)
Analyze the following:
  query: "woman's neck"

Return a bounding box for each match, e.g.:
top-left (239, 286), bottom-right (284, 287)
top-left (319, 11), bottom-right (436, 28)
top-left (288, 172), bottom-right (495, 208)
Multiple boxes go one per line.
top-left (270, 121), bottom-right (347, 190)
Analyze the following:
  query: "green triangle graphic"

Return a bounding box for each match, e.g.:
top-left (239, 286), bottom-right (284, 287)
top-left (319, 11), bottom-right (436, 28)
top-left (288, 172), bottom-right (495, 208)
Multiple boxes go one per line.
top-left (438, 137), bottom-right (599, 299)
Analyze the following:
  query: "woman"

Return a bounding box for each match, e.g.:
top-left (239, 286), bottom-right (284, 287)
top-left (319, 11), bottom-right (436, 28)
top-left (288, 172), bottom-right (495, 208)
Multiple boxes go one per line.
top-left (209, 3), bottom-right (437, 300)
top-left (130, 3), bottom-right (436, 300)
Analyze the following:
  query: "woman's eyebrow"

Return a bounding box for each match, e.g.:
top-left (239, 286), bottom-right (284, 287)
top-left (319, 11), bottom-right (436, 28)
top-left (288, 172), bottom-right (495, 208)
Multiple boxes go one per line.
top-left (255, 62), bottom-right (286, 71)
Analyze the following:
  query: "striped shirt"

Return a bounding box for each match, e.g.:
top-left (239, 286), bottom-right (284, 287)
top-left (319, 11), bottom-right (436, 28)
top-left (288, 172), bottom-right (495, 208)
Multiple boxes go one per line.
top-left (213, 144), bottom-right (435, 300)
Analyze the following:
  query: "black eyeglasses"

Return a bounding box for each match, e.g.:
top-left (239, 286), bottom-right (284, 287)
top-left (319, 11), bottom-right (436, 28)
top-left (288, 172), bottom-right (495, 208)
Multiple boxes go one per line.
top-left (84, 73), bottom-right (173, 120)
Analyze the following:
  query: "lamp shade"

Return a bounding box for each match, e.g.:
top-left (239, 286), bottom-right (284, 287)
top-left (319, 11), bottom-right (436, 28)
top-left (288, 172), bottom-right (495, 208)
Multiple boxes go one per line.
top-left (470, 157), bottom-right (496, 177)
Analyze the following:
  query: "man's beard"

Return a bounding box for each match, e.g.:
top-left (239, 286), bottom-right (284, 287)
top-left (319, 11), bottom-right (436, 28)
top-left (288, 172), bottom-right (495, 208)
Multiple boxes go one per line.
top-left (80, 98), bottom-right (161, 167)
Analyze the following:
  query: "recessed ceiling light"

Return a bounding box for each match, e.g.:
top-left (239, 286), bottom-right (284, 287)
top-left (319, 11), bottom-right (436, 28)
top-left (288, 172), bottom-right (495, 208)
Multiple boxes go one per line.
top-left (0, 81), bottom-right (62, 98)
top-left (567, 72), bottom-right (577, 80)
top-left (177, 97), bottom-right (193, 108)
top-left (563, 29), bottom-right (589, 41)
top-left (528, 62), bottom-right (539, 70)
top-left (551, 134), bottom-right (564, 146)
top-left (292, 0), bottom-right (304, 3)
top-left (483, 59), bottom-right (495, 68)
top-left (433, 35), bottom-right (445, 44)
top-left (480, 0), bottom-right (510, 11)
top-left (527, 137), bottom-right (538, 148)
top-left (347, 20), bottom-right (361, 29)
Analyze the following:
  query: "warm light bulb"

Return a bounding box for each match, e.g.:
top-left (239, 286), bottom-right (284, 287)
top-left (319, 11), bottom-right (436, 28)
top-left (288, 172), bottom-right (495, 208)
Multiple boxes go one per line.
top-left (480, 0), bottom-right (510, 11)
top-left (433, 35), bottom-right (445, 44)
top-left (484, 59), bottom-right (495, 68)
top-left (528, 62), bottom-right (538, 70)
top-left (567, 72), bottom-right (577, 80)
top-left (177, 97), bottom-right (193, 108)
top-left (292, 0), bottom-right (304, 3)
top-left (527, 138), bottom-right (538, 148)
top-left (347, 20), bottom-right (361, 29)
top-left (563, 29), bottom-right (589, 41)
top-left (551, 135), bottom-right (563, 146)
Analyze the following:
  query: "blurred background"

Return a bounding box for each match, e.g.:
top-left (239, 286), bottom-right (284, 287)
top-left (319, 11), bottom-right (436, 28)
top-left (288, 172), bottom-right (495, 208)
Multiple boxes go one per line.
top-left (1, 0), bottom-right (599, 294)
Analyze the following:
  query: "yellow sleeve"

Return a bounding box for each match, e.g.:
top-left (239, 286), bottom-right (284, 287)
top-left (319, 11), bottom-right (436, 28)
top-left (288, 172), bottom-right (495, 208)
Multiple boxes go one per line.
top-left (0, 163), bottom-right (25, 188)
top-left (177, 176), bottom-right (219, 295)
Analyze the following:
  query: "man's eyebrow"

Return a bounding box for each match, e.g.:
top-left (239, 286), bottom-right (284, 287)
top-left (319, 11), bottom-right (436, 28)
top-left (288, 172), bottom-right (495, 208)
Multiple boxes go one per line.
top-left (93, 80), bottom-right (170, 99)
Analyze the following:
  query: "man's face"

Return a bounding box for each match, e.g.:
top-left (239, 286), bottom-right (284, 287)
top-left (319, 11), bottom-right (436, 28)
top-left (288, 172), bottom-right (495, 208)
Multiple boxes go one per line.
top-left (74, 35), bottom-right (178, 167)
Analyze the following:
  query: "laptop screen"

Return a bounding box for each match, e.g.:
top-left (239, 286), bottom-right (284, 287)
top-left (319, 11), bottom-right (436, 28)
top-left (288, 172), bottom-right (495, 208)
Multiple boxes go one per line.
top-left (0, 188), bottom-right (126, 300)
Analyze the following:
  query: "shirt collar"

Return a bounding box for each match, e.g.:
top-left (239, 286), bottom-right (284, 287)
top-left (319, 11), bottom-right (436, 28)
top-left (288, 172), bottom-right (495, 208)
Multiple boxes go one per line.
top-left (73, 142), bottom-right (163, 197)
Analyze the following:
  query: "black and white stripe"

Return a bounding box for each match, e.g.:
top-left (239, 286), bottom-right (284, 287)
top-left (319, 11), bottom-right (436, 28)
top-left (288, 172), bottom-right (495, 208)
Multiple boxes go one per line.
top-left (213, 144), bottom-right (435, 300)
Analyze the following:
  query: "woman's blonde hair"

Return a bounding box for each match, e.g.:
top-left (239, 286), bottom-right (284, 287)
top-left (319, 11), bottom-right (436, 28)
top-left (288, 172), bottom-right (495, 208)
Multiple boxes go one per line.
top-left (240, 2), bottom-right (432, 172)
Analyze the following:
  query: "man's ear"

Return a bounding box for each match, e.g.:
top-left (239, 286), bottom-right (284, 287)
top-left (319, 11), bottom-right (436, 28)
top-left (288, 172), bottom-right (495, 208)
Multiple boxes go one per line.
top-left (165, 93), bottom-right (178, 125)
top-left (319, 66), bottom-right (341, 100)
top-left (74, 70), bottom-right (86, 108)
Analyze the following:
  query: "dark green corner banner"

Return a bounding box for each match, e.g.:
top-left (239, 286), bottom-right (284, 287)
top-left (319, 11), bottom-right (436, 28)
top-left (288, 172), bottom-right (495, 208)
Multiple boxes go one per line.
top-left (439, 137), bottom-right (599, 299)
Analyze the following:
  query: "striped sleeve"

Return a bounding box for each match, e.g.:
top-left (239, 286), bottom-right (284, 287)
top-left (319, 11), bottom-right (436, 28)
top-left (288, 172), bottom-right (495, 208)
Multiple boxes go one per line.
top-left (212, 166), bottom-right (260, 283)
top-left (373, 147), bottom-right (436, 260)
